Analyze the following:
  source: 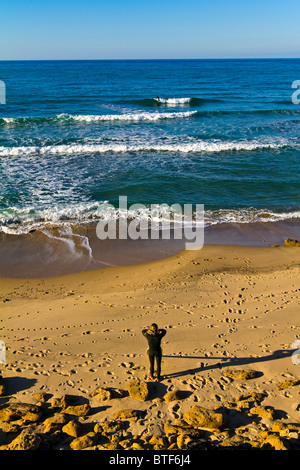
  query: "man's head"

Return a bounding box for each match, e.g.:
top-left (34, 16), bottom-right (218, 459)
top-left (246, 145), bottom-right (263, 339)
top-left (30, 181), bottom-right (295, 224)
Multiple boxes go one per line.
top-left (150, 323), bottom-right (158, 333)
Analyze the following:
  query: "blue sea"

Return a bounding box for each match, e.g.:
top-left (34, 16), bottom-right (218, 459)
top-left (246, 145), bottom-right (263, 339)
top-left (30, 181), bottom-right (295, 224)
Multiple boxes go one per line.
top-left (0, 59), bottom-right (300, 275)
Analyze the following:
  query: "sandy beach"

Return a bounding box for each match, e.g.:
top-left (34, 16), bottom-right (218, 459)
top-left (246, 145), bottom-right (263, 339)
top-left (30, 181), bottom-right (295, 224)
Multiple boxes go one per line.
top-left (1, 242), bottom-right (300, 450)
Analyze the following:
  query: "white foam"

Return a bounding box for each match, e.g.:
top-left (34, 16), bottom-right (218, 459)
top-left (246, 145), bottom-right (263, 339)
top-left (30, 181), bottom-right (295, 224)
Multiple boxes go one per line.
top-left (155, 97), bottom-right (192, 105)
top-left (0, 110), bottom-right (197, 126)
top-left (60, 110), bottom-right (197, 122)
top-left (0, 138), bottom-right (291, 157)
top-left (2, 201), bottom-right (300, 235)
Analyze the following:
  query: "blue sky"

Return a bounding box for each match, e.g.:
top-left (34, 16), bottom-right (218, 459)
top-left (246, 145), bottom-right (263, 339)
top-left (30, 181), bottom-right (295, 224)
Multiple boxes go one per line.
top-left (1, 0), bottom-right (300, 59)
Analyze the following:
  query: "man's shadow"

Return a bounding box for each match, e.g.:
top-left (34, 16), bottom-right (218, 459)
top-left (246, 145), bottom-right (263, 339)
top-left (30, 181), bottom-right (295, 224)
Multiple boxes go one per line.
top-left (163, 349), bottom-right (295, 379)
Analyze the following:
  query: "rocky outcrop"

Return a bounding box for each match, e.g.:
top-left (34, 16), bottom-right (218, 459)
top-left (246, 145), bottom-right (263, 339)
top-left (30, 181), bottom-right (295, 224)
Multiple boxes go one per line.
top-left (90, 386), bottom-right (127, 401)
top-left (223, 369), bottom-right (259, 380)
top-left (0, 403), bottom-right (43, 424)
top-left (284, 238), bottom-right (300, 247)
top-left (0, 375), bottom-right (5, 397)
top-left (127, 380), bottom-right (149, 401)
top-left (183, 406), bottom-right (225, 430)
top-left (4, 430), bottom-right (42, 450)
top-left (0, 375), bottom-right (299, 451)
top-left (163, 389), bottom-right (187, 402)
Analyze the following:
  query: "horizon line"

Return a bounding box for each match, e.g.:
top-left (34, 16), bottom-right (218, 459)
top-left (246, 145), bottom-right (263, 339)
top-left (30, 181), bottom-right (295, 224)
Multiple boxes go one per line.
top-left (0, 57), bottom-right (300, 62)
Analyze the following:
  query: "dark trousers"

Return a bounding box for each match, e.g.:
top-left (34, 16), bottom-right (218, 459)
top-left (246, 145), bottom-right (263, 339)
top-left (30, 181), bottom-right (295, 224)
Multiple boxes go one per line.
top-left (148, 349), bottom-right (162, 378)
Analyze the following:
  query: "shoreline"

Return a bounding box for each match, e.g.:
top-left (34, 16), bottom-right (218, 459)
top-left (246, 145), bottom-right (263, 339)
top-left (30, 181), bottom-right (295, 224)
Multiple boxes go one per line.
top-left (1, 218), bottom-right (300, 278)
top-left (0, 243), bottom-right (300, 449)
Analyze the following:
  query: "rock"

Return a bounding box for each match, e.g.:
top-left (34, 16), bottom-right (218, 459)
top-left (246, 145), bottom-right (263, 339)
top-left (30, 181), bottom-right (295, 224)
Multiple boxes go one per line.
top-left (70, 432), bottom-right (98, 450)
top-left (34, 392), bottom-right (50, 402)
top-left (127, 380), bottom-right (149, 401)
top-left (223, 369), bottom-right (259, 380)
top-left (262, 434), bottom-right (291, 450)
top-left (62, 420), bottom-right (81, 437)
top-left (61, 404), bottom-right (91, 417)
top-left (132, 442), bottom-right (145, 450)
top-left (0, 403), bottom-right (43, 423)
top-left (183, 406), bottom-right (225, 430)
top-left (177, 433), bottom-right (193, 450)
top-left (7, 430), bottom-right (42, 450)
top-left (164, 390), bottom-right (186, 402)
top-left (50, 395), bottom-right (74, 409)
top-left (90, 386), bottom-right (127, 401)
top-left (43, 413), bottom-right (68, 433)
top-left (0, 375), bottom-right (5, 396)
top-left (149, 435), bottom-right (168, 448)
top-left (96, 419), bottom-right (126, 435)
top-left (235, 392), bottom-right (267, 404)
top-left (250, 405), bottom-right (276, 421)
top-left (98, 442), bottom-right (120, 450)
top-left (277, 379), bottom-right (299, 390)
top-left (114, 409), bottom-right (139, 421)
top-left (91, 387), bottom-right (111, 401)
top-left (164, 421), bottom-right (203, 440)
top-left (284, 238), bottom-right (300, 247)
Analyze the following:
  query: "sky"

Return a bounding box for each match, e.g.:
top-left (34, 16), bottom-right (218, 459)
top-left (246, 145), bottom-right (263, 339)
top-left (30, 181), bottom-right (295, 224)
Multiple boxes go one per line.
top-left (1, 0), bottom-right (300, 60)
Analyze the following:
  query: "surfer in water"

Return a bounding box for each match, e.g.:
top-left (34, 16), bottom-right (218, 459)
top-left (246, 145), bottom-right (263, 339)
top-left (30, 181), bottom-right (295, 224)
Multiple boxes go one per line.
top-left (156, 96), bottom-right (161, 103)
top-left (142, 323), bottom-right (166, 381)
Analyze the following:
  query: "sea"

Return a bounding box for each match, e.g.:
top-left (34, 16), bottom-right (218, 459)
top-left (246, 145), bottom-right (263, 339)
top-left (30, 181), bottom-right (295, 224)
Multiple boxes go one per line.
top-left (0, 59), bottom-right (300, 276)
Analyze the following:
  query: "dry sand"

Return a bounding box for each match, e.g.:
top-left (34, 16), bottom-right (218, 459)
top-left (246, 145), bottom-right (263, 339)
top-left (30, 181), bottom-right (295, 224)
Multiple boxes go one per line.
top-left (1, 244), bottom-right (300, 438)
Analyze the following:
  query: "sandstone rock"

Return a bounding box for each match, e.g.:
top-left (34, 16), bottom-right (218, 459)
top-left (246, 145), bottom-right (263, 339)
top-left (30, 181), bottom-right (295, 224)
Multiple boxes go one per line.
top-left (62, 420), bottom-right (81, 437)
top-left (223, 369), bottom-right (258, 380)
top-left (250, 405), bottom-right (276, 421)
top-left (119, 438), bottom-right (134, 449)
top-left (7, 430), bottom-right (41, 450)
top-left (164, 421), bottom-right (203, 440)
top-left (0, 375), bottom-right (5, 396)
top-left (284, 238), bottom-right (300, 247)
top-left (43, 413), bottom-right (68, 433)
top-left (164, 422), bottom-right (192, 437)
top-left (50, 395), bottom-right (74, 409)
top-left (277, 379), bottom-right (299, 390)
top-left (90, 386), bottom-right (127, 400)
top-left (96, 419), bottom-right (126, 435)
top-left (61, 404), bottom-right (91, 417)
top-left (0, 403), bottom-right (43, 423)
top-left (262, 434), bottom-right (291, 450)
top-left (70, 432), bottom-right (98, 450)
top-left (235, 392), bottom-right (267, 404)
top-left (164, 390), bottom-right (186, 402)
top-left (98, 442), bottom-right (120, 450)
top-left (132, 442), bottom-right (145, 450)
top-left (34, 392), bottom-right (49, 402)
top-left (114, 409), bottom-right (139, 421)
top-left (177, 433), bottom-right (193, 450)
top-left (149, 435), bottom-right (168, 448)
top-left (127, 380), bottom-right (149, 401)
top-left (183, 406), bottom-right (225, 430)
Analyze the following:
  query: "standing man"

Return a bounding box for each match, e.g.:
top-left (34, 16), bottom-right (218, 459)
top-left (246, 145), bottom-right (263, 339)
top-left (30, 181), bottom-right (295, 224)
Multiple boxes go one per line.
top-left (142, 323), bottom-right (166, 382)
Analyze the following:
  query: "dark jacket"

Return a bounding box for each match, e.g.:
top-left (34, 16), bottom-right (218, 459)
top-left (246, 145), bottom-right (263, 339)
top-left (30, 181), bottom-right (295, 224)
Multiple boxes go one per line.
top-left (142, 328), bottom-right (166, 353)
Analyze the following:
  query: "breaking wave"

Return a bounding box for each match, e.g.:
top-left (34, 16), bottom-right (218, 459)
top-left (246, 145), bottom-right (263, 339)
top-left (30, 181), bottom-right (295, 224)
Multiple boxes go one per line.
top-left (0, 110), bottom-right (197, 126)
top-left (0, 138), bottom-right (292, 157)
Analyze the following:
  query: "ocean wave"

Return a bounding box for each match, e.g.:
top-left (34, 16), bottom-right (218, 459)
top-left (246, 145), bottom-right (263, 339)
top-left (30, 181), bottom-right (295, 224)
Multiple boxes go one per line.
top-left (204, 209), bottom-right (300, 225)
top-left (154, 97), bottom-right (193, 105)
top-left (0, 110), bottom-right (197, 126)
top-left (1, 203), bottom-right (300, 235)
top-left (118, 97), bottom-right (216, 107)
top-left (0, 138), bottom-right (292, 157)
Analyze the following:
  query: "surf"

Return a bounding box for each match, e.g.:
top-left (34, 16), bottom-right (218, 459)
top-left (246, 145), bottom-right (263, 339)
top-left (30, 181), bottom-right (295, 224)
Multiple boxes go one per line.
top-left (0, 110), bottom-right (198, 126)
top-left (0, 138), bottom-right (291, 158)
